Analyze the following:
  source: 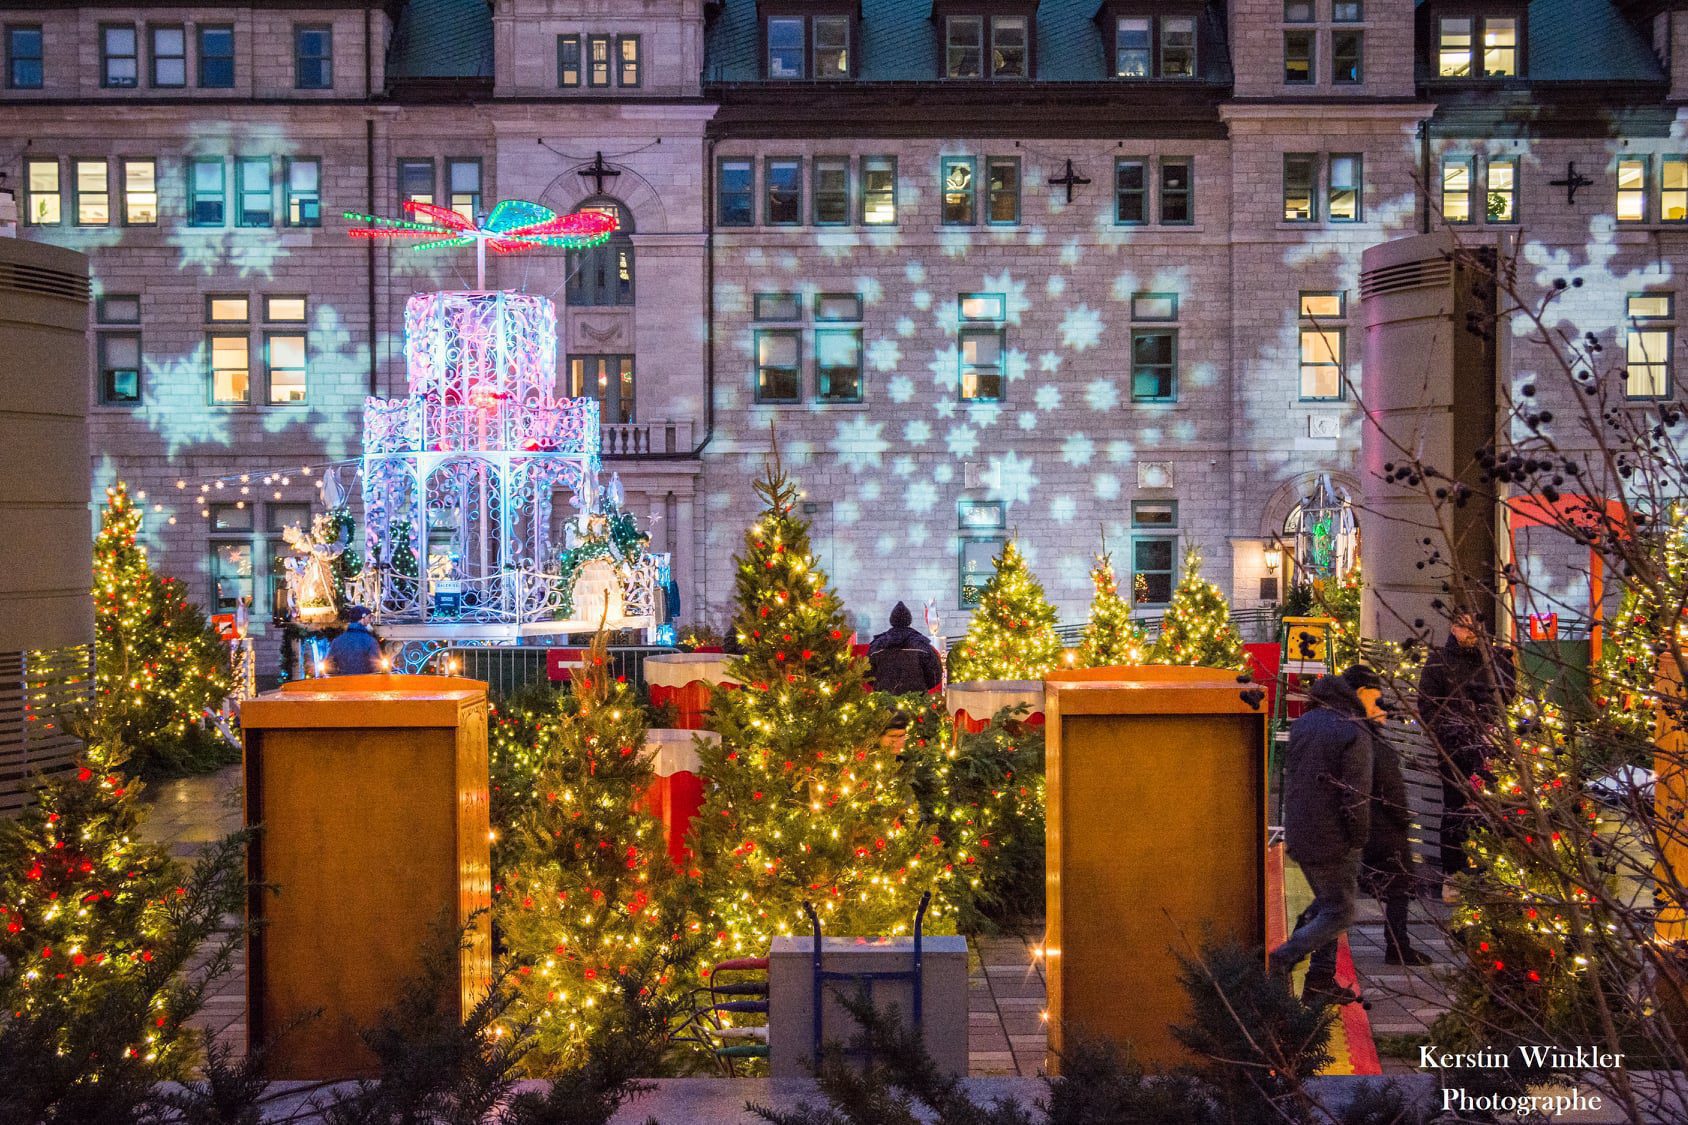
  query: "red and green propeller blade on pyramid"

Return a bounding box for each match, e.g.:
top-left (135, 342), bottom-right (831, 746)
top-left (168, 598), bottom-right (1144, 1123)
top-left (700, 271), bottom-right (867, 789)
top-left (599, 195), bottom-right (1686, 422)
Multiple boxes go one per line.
top-left (343, 199), bottom-right (618, 253)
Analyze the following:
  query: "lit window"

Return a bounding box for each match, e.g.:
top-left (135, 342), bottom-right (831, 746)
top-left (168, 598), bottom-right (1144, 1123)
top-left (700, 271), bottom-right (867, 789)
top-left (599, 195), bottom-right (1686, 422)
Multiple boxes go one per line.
top-left (1283, 153), bottom-right (1316, 222)
top-left (942, 156), bottom-right (976, 225)
top-left (588, 35), bottom-right (610, 86)
top-left (1161, 17), bottom-right (1195, 77)
top-left (284, 158), bottom-right (320, 227)
top-left (987, 157), bottom-right (1020, 224)
top-left (1132, 500), bottom-right (1177, 528)
top-left (75, 159), bottom-right (109, 226)
top-left (718, 159), bottom-right (753, 226)
top-left (98, 333), bottom-right (142, 405)
top-left (861, 156), bottom-right (897, 224)
top-left (209, 509), bottom-right (254, 614)
top-left (814, 17), bottom-right (849, 77)
top-left (813, 157), bottom-right (851, 225)
top-left (1328, 153), bottom-right (1362, 222)
top-left (398, 158), bottom-right (434, 206)
top-left (208, 295), bottom-right (249, 322)
top-left (189, 158), bottom-right (225, 226)
top-left (1482, 18), bottom-right (1516, 77)
top-left (958, 293), bottom-right (1005, 402)
top-left (569, 355), bottom-right (635, 424)
top-left (7, 26), bottom-right (43, 89)
top-left (237, 157), bottom-right (272, 227)
top-left (960, 293), bottom-right (1005, 321)
top-left (25, 158), bottom-right (60, 224)
top-left (210, 334), bottom-right (251, 405)
top-left (946, 17), bottom-right (982, 78)
top-left (446, 159), bottom-right (480, 222)
top-left (1332, 30), bottom-right (1363, 83)
top-left (765, 158), bottom-right (802, 225)
top-left (1442, 157), bottom-right (1473, 223)
top-left (768, 18), bottom-right (803, 78)
top-left (1299, 323), bottom-right (1344, 401)
top-left (1617, 156), bottom-right (1648, 224)
top-left (992, 16), bottom-right (1027, 78)
top-left (557, 35), bottom-right (580, 86)
top-left (150, 25), bottom-right (185, 87)
top-left (1115, 158), bottom-right (1147, 224)
top-left (197, 26), bottom-right (234, 88)
top-left (265, 296), bottom-right (307, 322)
top-left (266, 334), bottom-right (307, 404)
top-left (1487, 156), bottom-right (1518, 222)
top-left (122, 158), bottom-right (157, 225)
top-left (1664, 157), bottom-right (1688, 223)
top-left (1161, 158), bottom-right (1192, 223)
top-left (1437, 17), bottom-right (1473, 78)
top-left (1626, 294), bottom-right (1674, 399)
top-left (816, 328), bottom-right (863, 402)
top-left (1115, 18), bottom-right (1150, 77)
top-left (1284, 30), bottom-right (1313, 84)
top-left (294, 25), bottom-right (331, 89)
top-left (617, 34), bottom-right (640, 86)
top-left (101, 25), bottom-right (137, 88)
top-left (566, 201), bottom-right (633, 307)
top-left (755, 330), bottom-right (801, 403)
top-left (1131, 330), bottom-right (1176, 401)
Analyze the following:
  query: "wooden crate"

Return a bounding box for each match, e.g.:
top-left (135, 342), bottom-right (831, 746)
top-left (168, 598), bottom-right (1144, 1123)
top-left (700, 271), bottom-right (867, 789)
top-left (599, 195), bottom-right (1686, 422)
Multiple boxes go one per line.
top-left (1044, 673), bottom-right (1266, 1071)
top-left (243, 675), bottom-right (491, 1079)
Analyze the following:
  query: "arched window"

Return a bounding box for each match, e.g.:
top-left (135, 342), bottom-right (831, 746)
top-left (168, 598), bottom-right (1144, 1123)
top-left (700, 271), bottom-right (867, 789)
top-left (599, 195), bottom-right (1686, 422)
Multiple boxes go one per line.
top-left (565, 198), bottom-right (633, 307)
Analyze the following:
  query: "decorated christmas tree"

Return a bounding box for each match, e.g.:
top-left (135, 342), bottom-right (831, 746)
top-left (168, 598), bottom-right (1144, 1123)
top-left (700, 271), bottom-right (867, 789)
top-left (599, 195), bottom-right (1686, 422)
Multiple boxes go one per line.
top-left (1592, 506), bottom-right (1686, 749)
top-left (693, 460), bottom-right (945, 958)
top-left (1078, 549), bottom-right (1148, 667)
top-left (947, 540), bottom-right (1062, 682)
top-left (92, 484), bottom-right (232, 777)
top-left (1149, 546), bottom-right (1246, 670)
top-left (0, 735), bottom-right (247, 1117)
top-left (496, 629), bottom-right (686, 1070)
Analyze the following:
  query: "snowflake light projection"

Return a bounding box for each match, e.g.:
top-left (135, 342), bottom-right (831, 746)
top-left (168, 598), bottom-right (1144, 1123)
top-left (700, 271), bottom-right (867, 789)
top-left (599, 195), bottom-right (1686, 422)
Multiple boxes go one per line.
top-left (348, 289), bottom-right (663, 640)
top-left (344, 200), bottom-right (618, 287)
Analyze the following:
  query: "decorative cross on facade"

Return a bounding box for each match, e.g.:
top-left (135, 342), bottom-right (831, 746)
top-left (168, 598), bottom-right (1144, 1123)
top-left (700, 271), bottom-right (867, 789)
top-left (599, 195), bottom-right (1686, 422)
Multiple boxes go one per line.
top-left (345, 199), bottom-right (618, 288)
top-left (1549, 161), bottom-right (1593, 205)
top-left (1048, 159), bottom-right (1091, 204)
top-left (579, 152), bottom-right (621, 195)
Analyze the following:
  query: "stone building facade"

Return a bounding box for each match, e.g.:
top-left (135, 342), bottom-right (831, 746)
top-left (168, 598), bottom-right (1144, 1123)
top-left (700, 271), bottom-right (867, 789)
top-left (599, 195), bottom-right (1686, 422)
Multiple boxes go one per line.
top-left (2, 0), bottom-right (1683, 662)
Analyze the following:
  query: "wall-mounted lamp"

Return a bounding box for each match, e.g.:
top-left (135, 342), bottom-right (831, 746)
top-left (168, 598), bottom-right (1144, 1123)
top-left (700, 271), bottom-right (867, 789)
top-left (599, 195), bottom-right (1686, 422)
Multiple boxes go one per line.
top-left (1263, 546), bottom-right (1283, 574)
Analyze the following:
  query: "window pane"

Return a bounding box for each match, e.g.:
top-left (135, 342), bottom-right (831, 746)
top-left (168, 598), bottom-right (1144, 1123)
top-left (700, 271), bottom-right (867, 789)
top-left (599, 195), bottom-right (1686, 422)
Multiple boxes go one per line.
top-left (558, 35), bottom-right (580, 86)
top-left (959, 328), bottom-right (1003, 401)
top-left (1442, 158), bottom-right (1472, 223)
top-left (718, 160), bottom-right (752, 226)
top-left (817, 329), bottom-right (862, 401)
top-left (1284, 1), bottom-right (1314, 21)
top-left (992, 16), bottom-right (1026, 78)
top-left (814, 17), bottom-right (849, 77)
top-left (959, 293), bottom-right (1005, 321)
top-left (294, 26), bottom-right (331, 89)
top-left (1328, 153), bottom-right (1361, 221)
top-left (1334, 2), bottom-right (1363, 21)
top-left (211, 335), bottom-right (250, 403)
top-left (198, 27), bottom-right (234, 87)
top-left (1116, 159), bottom-right (1147, 223)
top-left (1300, 328), bottom-right (1344, 398)
top-left (617, 35), bottom-right (639, 86)
top-left (1482, 18), bottom-right (1516, 77)
top-left (266, 296), bottom-right (306, 322)
top-left (987, 157), bottom-right (1019, 223)
top-left (268, 334), bottom-right (307, 403)
top-left (1283, 154), bottom-right (1315, 221)
top-left (765, 159), bottom-right (801, 224)
top-left (1131, 293), bottom-right (1177, 321)
top-left (768, 17), bottom-right (803, 79)
top-left (813, 158), bottom-right (850, 225)
top-left (1663, 157), bottom-right (1688, 223)
top-left (947, 17), bottom-right (982, 78)
top-left (1116, 18), bottom-right (1150, 77)
top-left (754, 292), bottom-right (801, 321)
top-left (1161, 17), bottom-right (1195, 78)
top-left (76, 160), bottom-right (109, 225)
top-left (1160, 158), bottom-right (1192, 223)
top-left (1627, 329), bottom-right (1671, 397)
top-left (447, 159), bottom-right (480, 221)
top-left (1617, 158), bottom-right (1648, 223)
top-left (1284, 30), bottom-right (1313, 84)
top-left (8, 27), bottom-right (43, 88)
top-left (1133, 538), bottom-right (1175, 603)
top-left (862, 156), bottom-right (897, 224)
top-left (152, 26), bottom-right (186, 86)
top-left (1333, 30), bottom-right (1362, 83)
top-left (285, 159), bottom-right (320, 226)
top-left (1131, 331), bottom-right (1176, 400)
top-left (191, 158), bottom-right (225, 225)
top-left (209, 296), bottom-right (248, 322)
top-left (1438, 17), bottom-right (1472, 77)
top-left (399, 159), bottom-right (433, 205)
top-left (1628, 294), bottom-right (1673, 320)
top-left (588, 35), bottom-right (610, 85)
top-left (1132, 501), bottom-right (1177, 527)
top-left (1299, 292), bottom-right (1344, 318)
top-left (942, 157), bottom-right (976, 225)
top-left (123, 159), bottom-right (157, 224)
top-left (815, 293), bottom-right (862, 321)
top-left (27, 159), bottom-right (60, 224)
top-left (1487, 157), bottom-right (1517, 222)
top-left (756, 331), bottom-right (800, 401)
top-left (99, 295), bottom-right (141, 323)
top-left (238, 158), bottom-right (272, 226)
top-left (103, 26), bottom-right (137, 87)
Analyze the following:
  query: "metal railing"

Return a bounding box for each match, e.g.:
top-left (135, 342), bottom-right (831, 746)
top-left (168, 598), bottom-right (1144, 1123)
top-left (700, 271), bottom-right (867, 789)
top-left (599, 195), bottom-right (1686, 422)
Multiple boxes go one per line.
top-left (991, 606), bottom-right (1282, 649)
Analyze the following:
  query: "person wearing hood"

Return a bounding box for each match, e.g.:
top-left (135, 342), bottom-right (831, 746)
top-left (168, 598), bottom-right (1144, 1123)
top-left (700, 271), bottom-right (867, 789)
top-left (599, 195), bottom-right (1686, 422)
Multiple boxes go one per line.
top-left (1416, 609), bottom-right (1515, 899)
top-left (1269, 669), bottom-right (1374, 1006)
top-left (1302, 665), bottom-right (1433, 987)
top-left (867, 602), bottom-right (943, 697)
top-left (326, 606), bottom-right (383, 675)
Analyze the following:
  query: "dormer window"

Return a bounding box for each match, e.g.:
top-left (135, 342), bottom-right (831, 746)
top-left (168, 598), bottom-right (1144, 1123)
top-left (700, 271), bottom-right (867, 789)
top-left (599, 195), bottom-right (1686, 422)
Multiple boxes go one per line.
top-left (1437, 14), bottom-right (1520, 78)
top-left (1112, 15), bottom-right (1197, 79)
top-left (765, 13), bottom-right (852, 79)
top-left (944, 15), bottom-right (1028, 79)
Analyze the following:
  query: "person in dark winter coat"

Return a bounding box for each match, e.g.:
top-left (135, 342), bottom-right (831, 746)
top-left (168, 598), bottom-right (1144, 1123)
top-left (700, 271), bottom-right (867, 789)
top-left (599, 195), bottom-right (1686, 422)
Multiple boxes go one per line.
top-left (1304, 665), bottom-right (1431, 984)
top-left (326, 606), bottom-right (383, 675)
top-left (867, 602), bottom-right (943, 697)
top-left (1269, 671), bottom-right (1374, 1005)
top-left (1416, 610), bottom-right (1515, 897)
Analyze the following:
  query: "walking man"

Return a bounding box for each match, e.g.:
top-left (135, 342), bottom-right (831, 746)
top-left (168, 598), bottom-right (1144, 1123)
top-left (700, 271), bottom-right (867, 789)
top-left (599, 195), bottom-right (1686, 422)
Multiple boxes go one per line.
top-left (1269, 670), bottom-right (1374, 1006)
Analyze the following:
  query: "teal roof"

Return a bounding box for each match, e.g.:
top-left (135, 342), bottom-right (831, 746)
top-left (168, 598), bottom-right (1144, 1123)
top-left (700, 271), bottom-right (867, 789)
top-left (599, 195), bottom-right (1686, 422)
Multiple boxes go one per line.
top-left (1416, 0), bottom-right (1664, 84)
top-left (704, 1), bottom-right (1229, 84)
top-left (389, 0), bottom-right (493, 81)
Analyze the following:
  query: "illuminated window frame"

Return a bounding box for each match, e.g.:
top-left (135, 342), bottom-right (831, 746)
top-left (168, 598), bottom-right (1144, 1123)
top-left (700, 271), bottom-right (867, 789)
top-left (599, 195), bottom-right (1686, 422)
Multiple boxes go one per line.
top-left (73, 159), bottom-right (110, 227)
top-left (25, 158), bottom-right (60, 225)
top-left (1617, 155), bottom-right (1649, 225)
top-left (1437, 14), bottom-right (1521, 79)
top-left (446, 158), bottom-right (481, 222)
top-left (754, 328), bottom-right (802, 404)
top-left (813, 15), bottom-right (850, 78)
top-left (97, 331), bottom-right (142, 406)
top-left (1664, 156), bottom-right (1688, 225)
top-left (122, 158), bottom-right (157, 225)
top-left (265, 332), bottom-right (308, 405)
top-left (1441, 155), bottom-right (1474, 224)
top-left (1298, 290), bottom-right (1346, 402)
top-left (557, 34), bottom-right (580, 87)
top-left (717, 158), bottom-right (754, 226)
top-left (812, 156), bottom-right (851, 226)
top-left (283, 157), bottom-right (320, 227)
top-left (958, 291), bottom-right (1006, 403)
top-left (1328, 153), bottom-right (1362, 222)
top-left (397, 158), bottom-right (434, 206)
top-left (990, 15), bottom-right (1028, 79)
top-left (1131, 500), bottom-right (1177, 528)
top-left (208, 333), bottom-right (252, 406)
top-left (861, 155), bottom-right (897, 225)
top-left (1486, 155), bottom-right (1519, 223)
top-left (1626, 293), bottom-right (1674, 400)
top-left (568, 354), bottom-right (636, 424)
top-left (1283, 153), bottom-right (1317, 223)
top-left (764, 156), bottom-right (803, 226)
top-left (587, 34), bottom-right (611, 87)
top-left (941, 156), bottom-right (977, 226)
top-left (616, 34), bottom-right (640, 87)
top-left (236, 156), bottom-right (273, 228)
